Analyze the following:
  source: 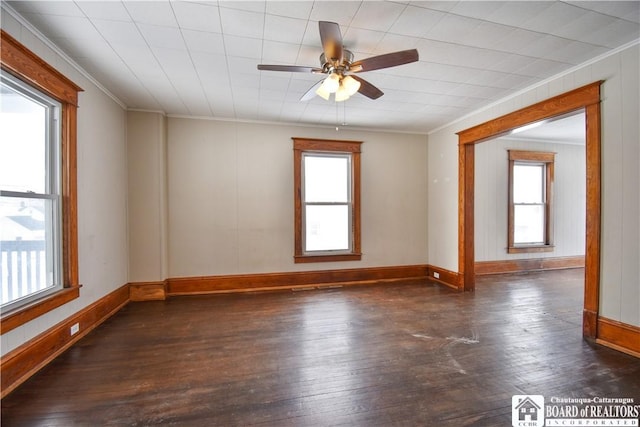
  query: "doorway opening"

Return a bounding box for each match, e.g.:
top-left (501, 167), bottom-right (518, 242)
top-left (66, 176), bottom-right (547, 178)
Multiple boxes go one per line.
top-left (457, 82), bottom-right (602, 340)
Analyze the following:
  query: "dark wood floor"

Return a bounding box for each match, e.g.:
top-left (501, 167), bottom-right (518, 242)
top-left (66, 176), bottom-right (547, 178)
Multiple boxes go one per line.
top-left (2, 269), bottom-right (640, 426)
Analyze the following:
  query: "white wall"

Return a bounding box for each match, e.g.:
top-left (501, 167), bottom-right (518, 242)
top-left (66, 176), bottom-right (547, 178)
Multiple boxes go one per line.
top-left (428, 42), bottom-right (640, 327)
top-left (475, 137), bottom-right (586, 261)
top-left (165, 118), bottom-right (428, 277)
top-left (1, 13), bottom-right (129, 356)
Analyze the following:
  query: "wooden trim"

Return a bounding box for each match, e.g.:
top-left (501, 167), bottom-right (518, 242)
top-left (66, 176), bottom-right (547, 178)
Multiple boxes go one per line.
top-left (129, 281), bottom-right (167, 301)
top-left (167, 265), bottom-right (429, 295)
top-left (1, 284), bottom-right (130, 398)
top-left (294, 253), bottom-right (362, 263)
top-left (0, 286), bottom-right (81, 335)
top-left (475, 256), bottom-right (585, 275)
top-left (456, 81), bottom-right (603, 342)
top-left (292, 137), bottom-right (363, 263)
top-left (458, 144), bottom-right (475, 292)
top-left (596, 317), bottom-right (640, 358)
top-left (458, 82), bottom-right (602, 145)
top-left (507, 150), bottom-right (555, 253)
top-left (0, 30), bottom-right (82, 106)
top-left (0, 30), bottom-right (83, 333)
top-left (426, 265), bottom-right (461, 291)
top-left (292, 137), bottom-right (362, 153)
top-left (583, 101), bottom-right (601, 339)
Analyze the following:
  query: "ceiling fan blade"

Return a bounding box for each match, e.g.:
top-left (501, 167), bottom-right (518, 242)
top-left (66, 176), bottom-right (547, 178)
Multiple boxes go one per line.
top-left (300, 80), bottom-right (324, 101)
top-left (350, 75), bottom-right (384, 100)
top-left (257, 64), bottom-right (323, 73)
top-left (350, 49), bottom-right (419, 73)
top-left (319, 21), bottom-right (343, 63)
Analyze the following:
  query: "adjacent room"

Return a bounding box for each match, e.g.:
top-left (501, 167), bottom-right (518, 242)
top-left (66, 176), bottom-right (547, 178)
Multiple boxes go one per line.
top-left (1, 1), bottom-right (639, 425)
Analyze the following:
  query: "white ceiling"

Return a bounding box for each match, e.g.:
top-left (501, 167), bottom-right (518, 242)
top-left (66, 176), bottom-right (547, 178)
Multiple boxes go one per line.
top-left (3, 1), bottom-right (639, 134)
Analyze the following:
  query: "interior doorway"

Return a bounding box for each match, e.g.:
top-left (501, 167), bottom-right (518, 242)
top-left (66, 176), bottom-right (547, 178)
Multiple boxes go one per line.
top-left (456, 81), bottom-right (602, 340)
top-left (474, 112), bottom-right (586, 274)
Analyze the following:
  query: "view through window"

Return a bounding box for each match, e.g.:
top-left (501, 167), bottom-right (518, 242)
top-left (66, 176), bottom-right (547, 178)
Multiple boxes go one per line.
top-left (0, 73), bottom-right (63, 310)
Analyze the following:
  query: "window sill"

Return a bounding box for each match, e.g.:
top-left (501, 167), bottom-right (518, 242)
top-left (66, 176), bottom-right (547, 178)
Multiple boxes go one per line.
top-left (508, 245), bottom-right (554, 254)
top-left (1, 285), bottom-right (81, 335)
top-left (295, 253), bottom-right (362, 263)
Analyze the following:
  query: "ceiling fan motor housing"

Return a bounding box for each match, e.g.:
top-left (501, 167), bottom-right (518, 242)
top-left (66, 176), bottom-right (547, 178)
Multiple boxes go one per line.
top-left (320, 49), bottom-right (354, 74)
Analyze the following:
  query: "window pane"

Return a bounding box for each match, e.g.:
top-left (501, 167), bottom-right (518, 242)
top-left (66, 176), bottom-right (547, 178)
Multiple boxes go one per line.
top-left (1, 196), bottom-right (57, 305)
top-left (0, 83), bottom-right (47, 193)
top-left (513, 163), bottom-right (543, 203)
top-left (514, 204), bottom-right (544, 244)
top-left (305, 205), bottom-right (349, 251)
top-left (304, 155), bottom-right (348, 203)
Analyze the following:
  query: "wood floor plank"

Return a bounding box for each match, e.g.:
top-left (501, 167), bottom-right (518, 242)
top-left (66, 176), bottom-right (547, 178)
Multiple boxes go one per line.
top-left (2, 269), bottom-right (640, 426)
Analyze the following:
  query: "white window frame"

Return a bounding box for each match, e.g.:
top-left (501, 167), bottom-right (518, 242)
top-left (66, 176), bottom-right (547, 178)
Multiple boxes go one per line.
top-left (301, 152), bottom-right (353, 255)
top-left (1, 72), bottom-right (63, 312)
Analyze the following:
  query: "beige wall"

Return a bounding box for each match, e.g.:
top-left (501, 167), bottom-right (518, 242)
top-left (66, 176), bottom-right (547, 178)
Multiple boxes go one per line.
top-left (165, 118), bottom-right (429, 277)
top-left (127, 111), bottom-right (168, 282)
top-left (1, 13), bottom-right (129, 356)
top-left (428, 42), bottom-right (640, 327)
top-left (475, 137), bottom-right (586, 261)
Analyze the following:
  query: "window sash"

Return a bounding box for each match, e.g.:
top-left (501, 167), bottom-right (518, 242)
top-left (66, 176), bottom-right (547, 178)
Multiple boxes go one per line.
top-left (292, 137), bottom-right (362, 263)
top-left (301, 152), bottom-right (353, 255)
top-left (508, 150), bottom-right (555, 253)
top-left (1, 74), bottom-right (63, 312)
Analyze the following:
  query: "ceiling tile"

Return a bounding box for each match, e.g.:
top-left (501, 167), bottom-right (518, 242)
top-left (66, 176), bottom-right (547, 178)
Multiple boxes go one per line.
top-left (389, 4), bottom-right (446, 38)
top-left (172, 1), bottom-right (222, 33)
top-left (308, 2), bottom-right (362, 27)
top-left (76, 1), bottom-right (130, 21)
top-left (225, 35), bottom-right (263, 60)
top-left (351, 1), bottom-right (407, 32)
top-left (123, 1), bottom-right (178, 27)
top-left (260, 40), bottom-right (301, 64)
top-left (138, 24), bottom-right (186, 50)
top-left (92, 18), bottom-right (147, 46)
top-left (265, 1), bottom-right (313, 20)
top-left (182, 30), bottom-right (225, 55)
top-left (263, 14), bottom-right (307, 44)
top-left (220, 7), bottom-right (264, 38)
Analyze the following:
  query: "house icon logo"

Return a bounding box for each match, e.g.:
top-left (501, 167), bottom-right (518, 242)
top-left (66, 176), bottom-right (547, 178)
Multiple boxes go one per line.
top-left (512, 395), bottom-right (544, 427)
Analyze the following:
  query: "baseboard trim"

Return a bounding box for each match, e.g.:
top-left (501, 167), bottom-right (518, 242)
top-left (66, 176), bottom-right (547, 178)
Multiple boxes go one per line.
top-left (130, 281), bottom-right (167, 301)
top-left (596, 317), bottom-right (640, 358)
top-left (167, 265), bottom-right (429, 295)
top-left (475, 255), bottom-right (585, 275)
top-left (1, 284), bottom-right (130, 399)
top-left (426, 265), bottom-right (461, 290)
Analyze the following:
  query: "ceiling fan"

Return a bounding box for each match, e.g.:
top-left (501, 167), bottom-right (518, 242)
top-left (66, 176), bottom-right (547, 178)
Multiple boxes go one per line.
top-left (257, 21), bottom-right (419, 102)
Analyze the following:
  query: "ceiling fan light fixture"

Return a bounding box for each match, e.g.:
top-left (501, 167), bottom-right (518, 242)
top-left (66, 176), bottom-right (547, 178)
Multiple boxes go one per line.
top-left (342, 75), bottom-right (361, 97)
top-left (321, 72), bottom-right (340, 93)
top-left (335, 84), bottom-right (350, 102)
top-left (315, 84), bottom-right (331, 100)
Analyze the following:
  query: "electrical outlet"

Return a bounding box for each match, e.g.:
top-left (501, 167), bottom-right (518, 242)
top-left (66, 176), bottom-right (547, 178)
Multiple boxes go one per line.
top-left (70, 323), bottom-right (79, 335)
top-left (433, 272), bottom-right (440, 279)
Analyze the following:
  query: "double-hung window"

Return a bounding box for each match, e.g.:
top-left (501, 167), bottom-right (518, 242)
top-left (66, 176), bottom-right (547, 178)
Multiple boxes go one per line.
top-left (293, 138), bottom-right (362, 263)
top-left (508, 150), bottom-right (555, 253)
top-left (1, 73), bottom-right (62, 310)
top-left (1, 30), bottom-right (81, 333)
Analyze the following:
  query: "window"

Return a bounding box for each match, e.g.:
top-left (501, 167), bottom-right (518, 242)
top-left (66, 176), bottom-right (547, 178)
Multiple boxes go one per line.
top-left (1, 30), bottom-right (81, 334)
top-left (1, 73), bottom-right (62, 310)
top-left (508, 150), bottom-right (555, 253)
top-left (293, 138), bottom-right (362, 263)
